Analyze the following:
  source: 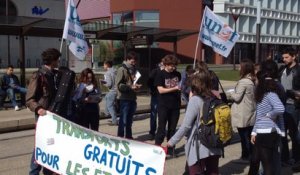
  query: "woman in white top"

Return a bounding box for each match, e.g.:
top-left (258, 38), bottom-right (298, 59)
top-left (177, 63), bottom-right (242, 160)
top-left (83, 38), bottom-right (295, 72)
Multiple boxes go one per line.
top-left (248, 71), bottom-right (285, 175)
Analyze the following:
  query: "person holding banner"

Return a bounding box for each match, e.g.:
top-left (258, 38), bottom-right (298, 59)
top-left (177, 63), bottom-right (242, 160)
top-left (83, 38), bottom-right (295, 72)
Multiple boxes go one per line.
top-left (115, 51), bottom-right (141, 139)
top-left (26, 48), bottom-right (61, 175)
top-left (167, 70), bottom-right (222, 175)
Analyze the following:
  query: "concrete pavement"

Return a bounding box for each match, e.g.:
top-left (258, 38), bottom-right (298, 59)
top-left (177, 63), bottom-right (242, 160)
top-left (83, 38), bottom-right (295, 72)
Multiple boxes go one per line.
top-left (0, 80), bottom-right (236, 133)
top-left (0, 95), bottom-right (151, 133)
top-left (0, 80), bottom-right (299, 174)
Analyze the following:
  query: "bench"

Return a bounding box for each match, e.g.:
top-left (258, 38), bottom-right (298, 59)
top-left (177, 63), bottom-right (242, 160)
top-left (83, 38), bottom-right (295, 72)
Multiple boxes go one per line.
top-left (3, 92), bottom-right (22, 108)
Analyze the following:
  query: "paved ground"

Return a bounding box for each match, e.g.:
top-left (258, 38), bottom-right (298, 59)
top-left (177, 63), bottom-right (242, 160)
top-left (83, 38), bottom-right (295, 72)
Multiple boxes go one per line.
top-left (0, 80), bottom-right (299, 174)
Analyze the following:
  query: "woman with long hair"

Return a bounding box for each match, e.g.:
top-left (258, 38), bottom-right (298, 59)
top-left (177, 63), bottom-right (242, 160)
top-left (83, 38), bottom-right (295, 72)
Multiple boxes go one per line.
top-left (167, 70), bottom-right (222, 175)
top-left (73, 68), bottom-right (101, 131)
top-left (229, 59), bottom-right (256, 161)
top-left (248, 71), bottom-right (285, 175)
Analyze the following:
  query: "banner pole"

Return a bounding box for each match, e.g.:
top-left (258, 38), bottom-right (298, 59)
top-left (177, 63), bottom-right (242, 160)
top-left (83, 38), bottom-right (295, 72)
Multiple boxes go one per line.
top-left (193, 38), bottom-right (200, 69)
top-left (59, 38), bottom-right (64, 53)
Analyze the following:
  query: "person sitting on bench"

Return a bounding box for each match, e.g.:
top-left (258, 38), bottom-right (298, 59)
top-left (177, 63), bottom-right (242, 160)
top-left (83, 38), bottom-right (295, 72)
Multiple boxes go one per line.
top-left (1, 65), bottom-right (27, 111)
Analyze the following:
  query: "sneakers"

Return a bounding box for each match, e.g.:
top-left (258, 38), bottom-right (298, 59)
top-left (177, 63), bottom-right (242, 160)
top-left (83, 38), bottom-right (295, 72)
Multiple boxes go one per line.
top-left (166, 147), bottom-right (177, 159)
top-left (14, 106), bottom-right (20, 111)
top-left (148, 133), bottom-right (155, 140)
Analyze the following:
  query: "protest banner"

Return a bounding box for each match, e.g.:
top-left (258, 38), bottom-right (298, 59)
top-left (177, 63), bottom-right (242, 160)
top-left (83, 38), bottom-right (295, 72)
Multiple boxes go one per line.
top-left (35, 111), bottom-right (166, 175)
top-left (199, 6), bottom-right (239, 58)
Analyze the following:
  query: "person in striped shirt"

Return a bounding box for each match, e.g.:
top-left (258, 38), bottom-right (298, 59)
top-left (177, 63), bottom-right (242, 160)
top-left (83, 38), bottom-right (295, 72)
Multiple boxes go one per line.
top-left (248, 71), bottom-right (285, 175)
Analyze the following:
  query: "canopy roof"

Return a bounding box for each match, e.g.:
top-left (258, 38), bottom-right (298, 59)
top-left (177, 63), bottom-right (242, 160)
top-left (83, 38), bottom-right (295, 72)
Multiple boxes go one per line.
top-left (0, 16), bottom-right (198, 42)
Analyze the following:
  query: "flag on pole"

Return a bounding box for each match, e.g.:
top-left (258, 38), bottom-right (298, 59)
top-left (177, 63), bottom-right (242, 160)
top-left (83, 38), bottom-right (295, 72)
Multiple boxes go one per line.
top-left (199, 6), bottom-right (239, 57)
top-left (62, 0), bottom-right (88, 60)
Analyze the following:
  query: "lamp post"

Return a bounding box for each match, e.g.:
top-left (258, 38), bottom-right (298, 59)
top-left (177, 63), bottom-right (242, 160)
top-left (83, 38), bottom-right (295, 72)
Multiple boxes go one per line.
top-left (255, 0), bottom-right (261, 64)
top-left (229, 5), bottom-right (243, 70)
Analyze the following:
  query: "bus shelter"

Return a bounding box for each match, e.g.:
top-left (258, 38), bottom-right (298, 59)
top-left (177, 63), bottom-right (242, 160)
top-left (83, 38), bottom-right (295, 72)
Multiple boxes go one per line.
top-left (0, 15), bottom-right (198, 87)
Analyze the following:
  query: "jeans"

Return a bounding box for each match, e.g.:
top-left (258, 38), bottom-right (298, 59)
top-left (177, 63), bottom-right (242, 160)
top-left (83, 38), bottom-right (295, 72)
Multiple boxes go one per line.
top-left (105, 91), bottom-right (117, 123)
top-left (29, 149), bottom-right (54, 175)
top-left (6, 86), bottom-right (27, 107)
top-left (281, 104), bottom-right (300, 162)
top-left (29, 149), bottom-right (41, 175)
top-left (117, 100), bottom-right (137, 138)
top-left (149, 95), bottom-right (158, 135)
top-left (237, 126), bottom-right (253, 159)
top-left (155, 105), bottom-right (180, 145)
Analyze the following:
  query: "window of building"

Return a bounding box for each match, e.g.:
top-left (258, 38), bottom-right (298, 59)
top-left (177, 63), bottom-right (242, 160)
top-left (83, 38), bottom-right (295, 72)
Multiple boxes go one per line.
top-left (135, 10), bottom-right (159, 27)
top-left (112, 13), bottom-right (122, 25)
top-left (112, 10), bottom-right (160, 49)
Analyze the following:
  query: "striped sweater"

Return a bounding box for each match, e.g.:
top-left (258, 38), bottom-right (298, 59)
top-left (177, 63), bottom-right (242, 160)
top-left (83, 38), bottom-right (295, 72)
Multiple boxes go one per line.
top-left (251, 92), bottom-right (285, 136)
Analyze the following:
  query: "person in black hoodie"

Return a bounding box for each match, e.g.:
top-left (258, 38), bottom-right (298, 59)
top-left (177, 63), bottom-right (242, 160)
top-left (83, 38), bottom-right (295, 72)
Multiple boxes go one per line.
top-left (147, 61), bottom-right (164, 139)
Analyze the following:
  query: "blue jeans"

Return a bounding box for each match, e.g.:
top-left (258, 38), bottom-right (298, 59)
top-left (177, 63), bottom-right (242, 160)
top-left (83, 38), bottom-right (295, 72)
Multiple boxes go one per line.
top-left (117, 100), bottom-right (136, 138)
top-left (6, 86), bottom-right (27, 107)
top-left (29, 149), bottom-right (53, 175)
top-left (105, 91), bottom-right (117, 123)
top-left (29, 149), bottom-right (41, 175)
top-left (149, 95), bottom-right (158, 135)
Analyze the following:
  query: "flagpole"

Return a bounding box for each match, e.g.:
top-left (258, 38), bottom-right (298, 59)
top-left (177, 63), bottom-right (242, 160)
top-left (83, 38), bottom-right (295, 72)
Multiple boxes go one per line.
top-left (193, 6), bottom-right (207, 69)
top-left (59, 38), bottom-right (64, 53)
top-left (193, 38), bottom-right (200, 69)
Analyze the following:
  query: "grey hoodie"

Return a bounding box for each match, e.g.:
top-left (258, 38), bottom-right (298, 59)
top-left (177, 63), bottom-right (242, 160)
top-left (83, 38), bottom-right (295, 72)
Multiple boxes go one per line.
top-left (104, 67), bottom-right (117, 91)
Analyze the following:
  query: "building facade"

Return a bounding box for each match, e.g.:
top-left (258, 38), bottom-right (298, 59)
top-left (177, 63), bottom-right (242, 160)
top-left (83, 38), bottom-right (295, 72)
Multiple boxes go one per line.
top-left (214, 0), bottom-right (300, 63)
top-left (110, 0), bottom-right (206, 63)
top-left (0, 0), bottom-right (66, 68)
top-left (0, 0), bottom-right (110, 69)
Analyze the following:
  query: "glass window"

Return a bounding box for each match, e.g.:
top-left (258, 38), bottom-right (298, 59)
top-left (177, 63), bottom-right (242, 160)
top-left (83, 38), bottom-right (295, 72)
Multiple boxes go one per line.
top-left (112, 13), bottom-right (122, 25)
top-left (122, 11), bottom-right (134, 25)
top-left (135, 10), bottom-right (159, 27)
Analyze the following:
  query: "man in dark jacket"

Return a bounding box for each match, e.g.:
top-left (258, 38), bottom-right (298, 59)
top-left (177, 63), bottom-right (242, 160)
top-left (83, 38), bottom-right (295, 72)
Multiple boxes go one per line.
top-left (115, 51), bottom-right (141, 139)
top-left (26, 48), bottom-right (61, 175)
top-left (279, 47), bottom-right (300, 171)
top-left (1, 65), bottom-right (27, 110)
top-left (147, 62), bottom-right (164, 139)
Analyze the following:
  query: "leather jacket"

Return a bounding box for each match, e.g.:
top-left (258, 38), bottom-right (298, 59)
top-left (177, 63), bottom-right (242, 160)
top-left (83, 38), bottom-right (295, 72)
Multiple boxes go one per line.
top-left (26, 66), bottom-right (59, 114)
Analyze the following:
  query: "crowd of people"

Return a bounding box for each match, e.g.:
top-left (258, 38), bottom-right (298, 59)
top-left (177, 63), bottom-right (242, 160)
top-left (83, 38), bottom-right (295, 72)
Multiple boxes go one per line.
top-left (0, 46), bottom-right (299, 175)
top-left (149, 47), bottom-right (300, 174)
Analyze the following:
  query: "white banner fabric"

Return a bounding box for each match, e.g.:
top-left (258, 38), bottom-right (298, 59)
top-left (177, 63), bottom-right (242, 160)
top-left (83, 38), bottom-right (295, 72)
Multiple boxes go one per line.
top-left (62, 0), bottom-right (88, 60)
top-left (35, 112), bottom-right (166, 175)
top-left (199, 6), bottom-right (239, 57)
